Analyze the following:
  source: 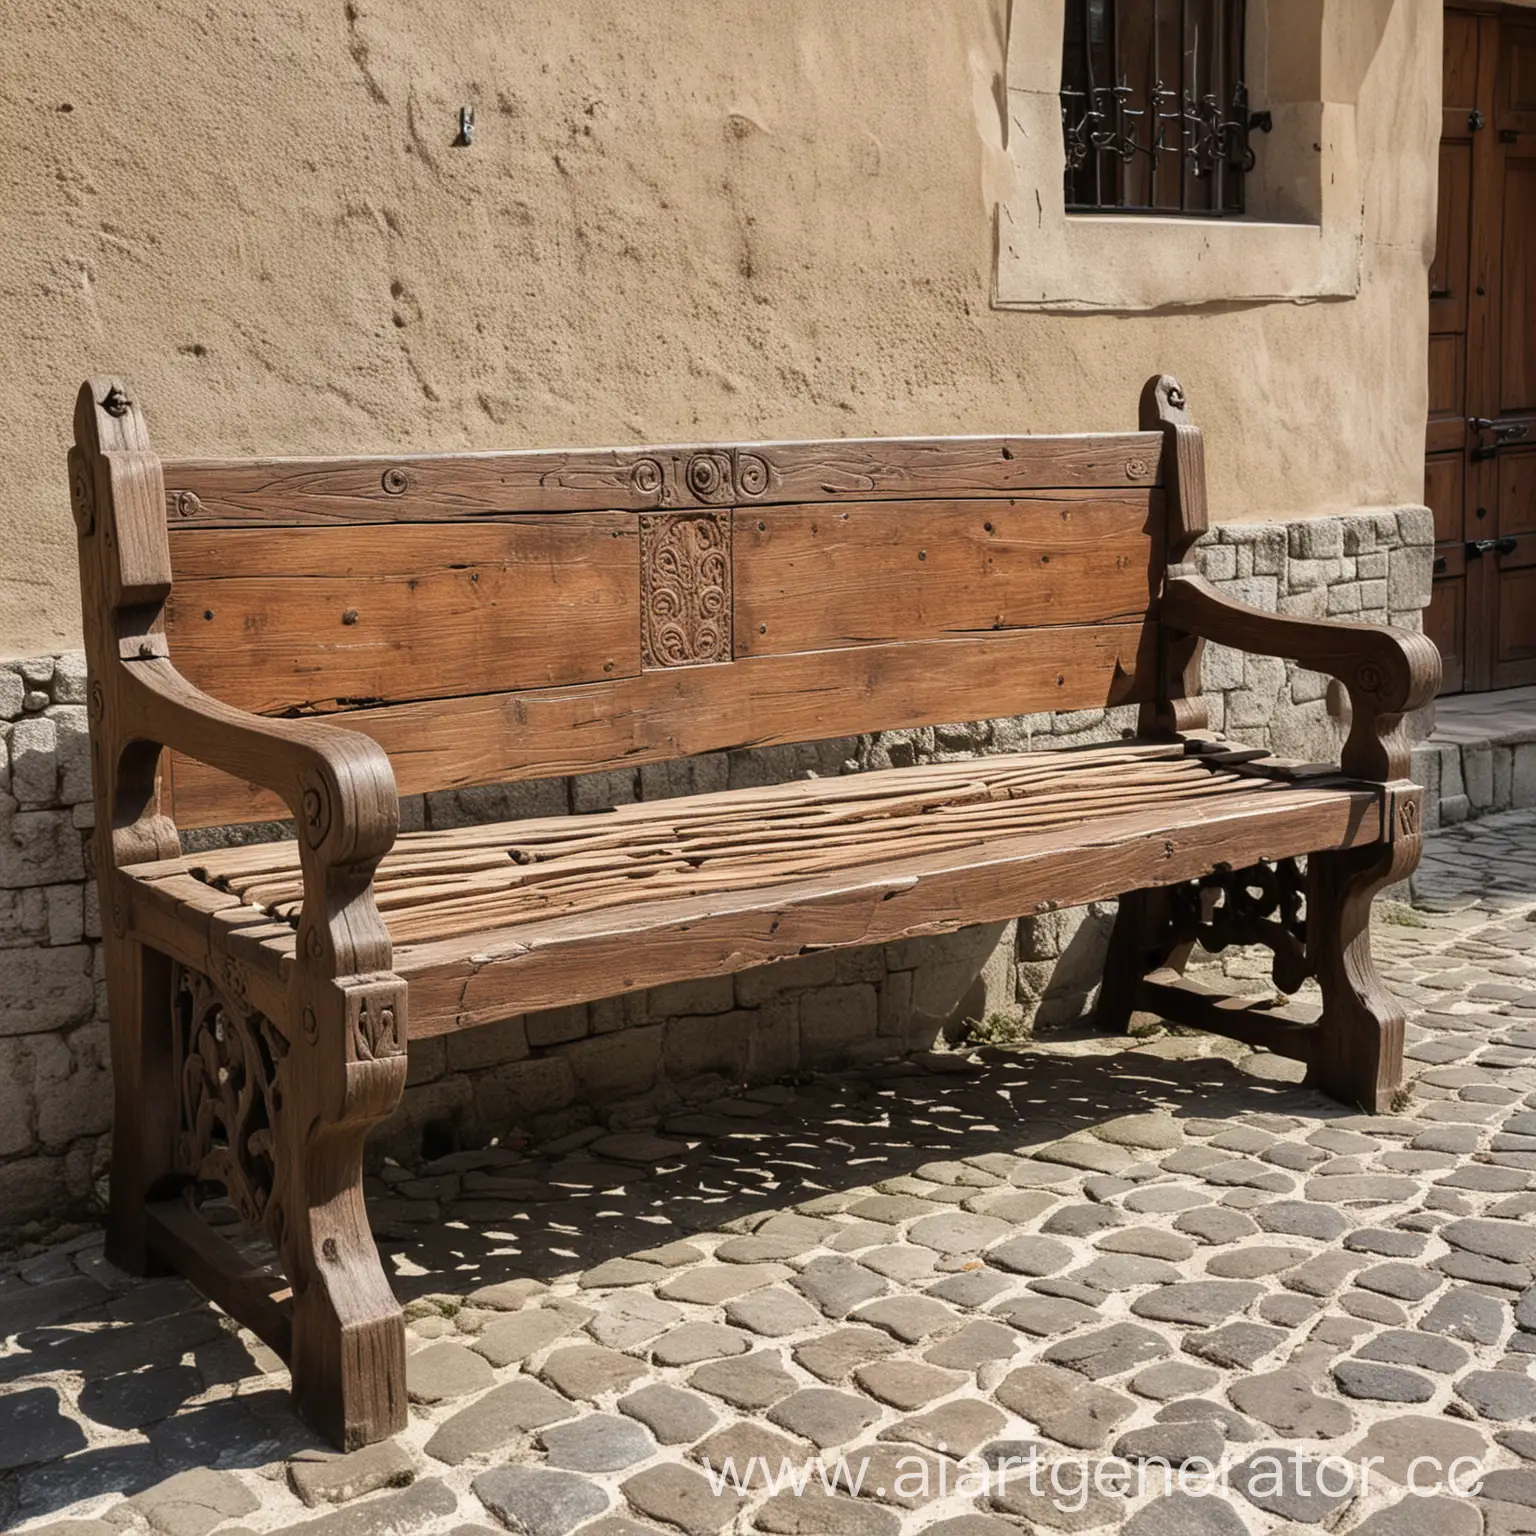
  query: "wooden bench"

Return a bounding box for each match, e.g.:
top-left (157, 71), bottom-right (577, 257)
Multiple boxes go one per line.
top-left (71, 373), bottom-right (1439, 1448)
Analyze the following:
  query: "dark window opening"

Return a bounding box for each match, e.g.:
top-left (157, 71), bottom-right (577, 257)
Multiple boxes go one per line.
top-left (1061, 0), bottom-right (1268, 216)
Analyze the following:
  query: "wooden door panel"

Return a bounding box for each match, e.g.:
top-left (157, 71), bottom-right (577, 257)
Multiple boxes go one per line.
top-left (1427, 335), bottom-right (1467, 454)
top-left (1427, 543), bottom-right (1467, 696)
top-left (1431, 141), bottom-right (1474, 334)
top-left (1444, 9), bottom-right (1480, 112)
top-left (1425, 452), bottom-right (1466, 544)
top-left (1501, 23), bottom-right (1536, 122)
top-left (1494, 561), bottom-right (1536, 685)
top-left (1501, 447), bottom-right (1536, 539)
top-left (1433, 8), bottom-right (1536, 693)
top-left (1428, 334), bottom-right (1464, 419)
top-left (1493, 447), bottom-right (1536, 687)
top-left (1499, 156), bottom-right (1536, 415)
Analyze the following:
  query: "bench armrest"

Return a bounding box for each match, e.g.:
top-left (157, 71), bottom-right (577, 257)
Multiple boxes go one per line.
top-left (1163, 571), bottom-right (1441, 782)
top-left (120, 655), bottom-right (399, 976)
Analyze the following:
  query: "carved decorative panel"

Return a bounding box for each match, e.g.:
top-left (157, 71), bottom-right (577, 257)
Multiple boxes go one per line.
top-left (628, 451), bottom-right (771, 507)
top-left (345, 976), bottom-right (406, 1064)
top-left (640, 512), bottom-right (732, 668)
top-left (172, 963), bottom-right (289, 1250)
top-left (1167, 857), bottom-right (1311, 994)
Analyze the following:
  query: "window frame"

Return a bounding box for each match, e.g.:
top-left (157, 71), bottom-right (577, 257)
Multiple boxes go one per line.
top-left (996, 0), bottom-right (1363, 313)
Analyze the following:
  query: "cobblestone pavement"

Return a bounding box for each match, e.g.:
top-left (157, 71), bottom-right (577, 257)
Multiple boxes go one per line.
top-left (5, 810), bottom-right (1536, 1536)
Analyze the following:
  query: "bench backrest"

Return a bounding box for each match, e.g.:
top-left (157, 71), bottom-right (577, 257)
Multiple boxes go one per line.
top-left (117, 379), bottom-right (1204, 828)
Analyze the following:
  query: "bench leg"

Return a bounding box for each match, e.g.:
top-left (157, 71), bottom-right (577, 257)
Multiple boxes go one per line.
top-left (283, 1123), bottom-right (409, 1450)
top-left (283, 1043), bottom-right (409, 1446)
top-left (156, 962), bottom-right (408, 1449)
top-left (104, 939), bottom-right (178, 1276)
top-left (275, 973), bottom-right (410, 1449)
top-left (1305, 837), bottom-right (1418, 1115)
top-left (1095, 889), bottom-right (1194, 1032)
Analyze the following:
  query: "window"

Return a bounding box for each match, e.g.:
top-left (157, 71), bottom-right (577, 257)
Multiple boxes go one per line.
top-left (1060, 0), bottom-right (1268, 217)
top-left (999, 1), bottom-right (1362, 311)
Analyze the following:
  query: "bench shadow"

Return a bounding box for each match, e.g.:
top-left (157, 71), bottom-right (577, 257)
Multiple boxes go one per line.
top-left (2, 1037), bottom-right (1343, 1525)
top-left (380, 1039), bottom-right (1336, 1299)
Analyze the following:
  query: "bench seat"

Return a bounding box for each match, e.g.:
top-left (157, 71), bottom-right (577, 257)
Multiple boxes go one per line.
top-left (120, 740), bottom-right (1383, 1037)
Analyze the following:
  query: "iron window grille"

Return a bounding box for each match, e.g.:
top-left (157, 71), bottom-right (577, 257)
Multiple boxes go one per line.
top-left (1061, 0), bottom-right (1270, 216)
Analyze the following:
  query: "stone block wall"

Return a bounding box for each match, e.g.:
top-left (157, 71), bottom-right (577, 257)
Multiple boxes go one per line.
top-left (0, 653), bottom-right (110, 1230)
top-left (0, 508), bottom-right (1434, 1235)
top-left (1411, 736), bottom-right (1536, 832)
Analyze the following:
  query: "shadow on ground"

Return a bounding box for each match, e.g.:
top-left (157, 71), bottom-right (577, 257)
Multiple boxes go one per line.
top-left (1, 1034), bottom-right (1335, 1523)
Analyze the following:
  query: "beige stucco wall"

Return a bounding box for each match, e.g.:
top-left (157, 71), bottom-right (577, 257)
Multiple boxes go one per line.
top-left (0, 0), bottom-right (1440, 660)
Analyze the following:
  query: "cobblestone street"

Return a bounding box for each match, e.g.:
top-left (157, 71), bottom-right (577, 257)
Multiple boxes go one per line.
top-left (4, 809), bottom-right (1536, 1536)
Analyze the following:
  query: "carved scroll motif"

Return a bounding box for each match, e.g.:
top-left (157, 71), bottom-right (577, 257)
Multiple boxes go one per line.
top-left (1167, 857), bottom-right (1311, 994)
top-left (172, 963), bottom-right (289, 1251)
top-left (640, 512), bottom-right (732, 668)
top-left (627, 451), bottom-right (770, 507)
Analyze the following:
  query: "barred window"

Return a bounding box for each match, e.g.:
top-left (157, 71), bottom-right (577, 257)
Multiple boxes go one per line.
top-left (1061, 0), bottom-right (1268, 216)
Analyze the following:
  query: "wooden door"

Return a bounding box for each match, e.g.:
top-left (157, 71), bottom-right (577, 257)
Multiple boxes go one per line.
top-left (1427, 6), bottom-right (1536, 693)
top-left (1488, 15), bottom-right (1536, 686)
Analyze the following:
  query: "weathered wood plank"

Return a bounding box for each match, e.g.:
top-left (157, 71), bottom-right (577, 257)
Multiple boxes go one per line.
top-left (396, 785), bottom-right (1382, 1033)
top-left (117, 870), bottom-right (291, 1023)
top-left (129, 742), bottom-right (1200, 885)
top-left (733, 496), bottom-right (1161, 656)
top-left (167, 622), bottom-right (1158, 828)
top-left (145, 1201), bottom-right (294, 1359)
top-left (166, 518), bottom-right (640, 716)
top-left (212, 775), bottom-right (1268, 946)
top-left (161, 434), bottom-right (1166, 526)
top-left (1136, 972), bottom-right (1321, 1061)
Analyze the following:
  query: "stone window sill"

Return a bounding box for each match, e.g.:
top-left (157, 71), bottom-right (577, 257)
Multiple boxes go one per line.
top-left (996, 207), bottom-right (1361, 313)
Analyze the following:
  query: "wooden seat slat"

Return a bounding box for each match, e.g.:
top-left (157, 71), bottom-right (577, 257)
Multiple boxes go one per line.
top-left (391, 780), bottom-right (1385, 1033)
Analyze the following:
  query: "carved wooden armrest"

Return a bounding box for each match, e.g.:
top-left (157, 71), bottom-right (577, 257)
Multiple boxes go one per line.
top-left (120, 656), bottom-right (399, 979)
top-left (1162, 571), bottom-right (1441, 782)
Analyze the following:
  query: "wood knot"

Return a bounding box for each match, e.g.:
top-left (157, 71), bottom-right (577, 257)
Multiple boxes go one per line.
top-left (381, 467), bottom-right (409, 495)
top-left (100, 385), bottom-right (131, 418)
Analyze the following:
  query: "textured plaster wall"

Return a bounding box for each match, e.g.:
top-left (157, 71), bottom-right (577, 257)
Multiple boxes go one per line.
top-left (1, 0), bottom-right (1439, 658)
